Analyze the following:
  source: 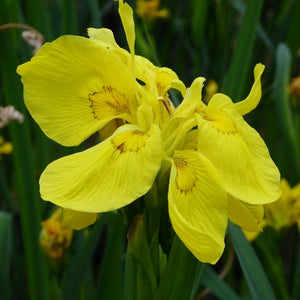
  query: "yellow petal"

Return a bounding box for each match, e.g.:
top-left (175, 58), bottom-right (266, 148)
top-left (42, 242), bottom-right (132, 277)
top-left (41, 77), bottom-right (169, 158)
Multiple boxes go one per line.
top-left (153, 67), bottom-right (186, 98)
top-left (17, 35), bottom-right (137, 146)
top-left (40, 124), bottom-right (162, 212)
top-left (291, 182), bottom-right (300, 199)
top-left (182, 129), bottom-right (198, 151)
top-left (143, 65), bottom-right (186, 125)
top-left (174, 77), bottom-right (205, 118)
top-left (243, 219), bottom-right (267, 242)
top-left (168, 149), bottom-right (227, 264)
top-left (228, 194), bottom-right (264, 231)
top-left (62, 208), bottom-right (97, 230)
top-left (87, 28), bottom-right (119, 49)
top-left (87, 27), bottom-right (130, 65)
top-left (197, 93), bottom-right (281, 205)
top-left (0, 140), bottom-right (13, 154)
top-left (234, 63), bottom-right (265, 116)
top-left (118, 1), bottom-right (135, 55)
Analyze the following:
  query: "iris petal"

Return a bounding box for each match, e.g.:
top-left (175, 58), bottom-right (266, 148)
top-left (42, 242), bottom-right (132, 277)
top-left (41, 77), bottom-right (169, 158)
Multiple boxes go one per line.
top-left (62, 208), bottom-right (97, 230)
top-left (234, 63), bottom-right (265, 116)
top-left (196, 93), bottom-right (281, 204)
top-left (168, 149), bottom-right (227, 264)
top-left (228, 195), bottom-right (264, 231)
top-left (40, 124), bottom-right (162, 212)
top-left (17, 35), bottom-right (137, 146)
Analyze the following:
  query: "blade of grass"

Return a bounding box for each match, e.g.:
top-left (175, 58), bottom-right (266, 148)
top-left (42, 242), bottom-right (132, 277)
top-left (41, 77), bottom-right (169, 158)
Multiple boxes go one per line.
top-left (125, 215), bottom-right (157, 300)
top-left (60, 0), bottom-right (79, 34)
top-left (224, 0), bottom-right (263, 100)
top-left (274, 43), bottom-right (300, 178)
top-left (153, 235), bottom-right (199, 300)
top-left (0, 165), bottom-right (14, 211)
top-left (200, 265), bottom-right (240, 300)
top-left (61, 214), bottom-right (107, 300)
top-left (88, 0), bottom-right (102, 28)
top-left (22, 0), bottom-right (53, 40)
top-left (285, 0), bottom-right (300, 56)
top-left (255, 230), bottom-right (290, 300)
top-left (291, 239), bottom-right (300, 300)
top-left (94, 212), bottom-right (126, 300)
top-left (0, 2), bottom-right (49, 299)
top-left (232, 0), bottom-right (274, 51)
top-left (191, 0), bottom-right (208, 49)
top-left (0, 211), bottom-right (13, 300)
top-left (228, 222), bottom-right (276, 300)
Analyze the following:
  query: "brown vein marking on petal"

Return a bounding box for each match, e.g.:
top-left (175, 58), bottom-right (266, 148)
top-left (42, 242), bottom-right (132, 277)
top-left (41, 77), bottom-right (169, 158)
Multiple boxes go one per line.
top-left (111, 130), bottom-right (149, 153)
top-left (155, 70), bottom-right (175, 97)
top-left (173, 157), bottom-right (197, 194)
top-left (89, 86), bottom-right (131, 120)
top-left (197, 106), bottom-right (238, 135)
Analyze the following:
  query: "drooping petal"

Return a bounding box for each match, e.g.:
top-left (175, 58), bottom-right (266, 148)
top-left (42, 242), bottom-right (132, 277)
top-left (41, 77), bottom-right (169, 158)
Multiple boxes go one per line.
top-left (62, 208), bottom-right (97, 230)
top-left (228, 194), bottom-right (264, 231)
top-left (168, 149), bottom-right (228, 264)
top-left (234, 63), bottom-right (265, 116)
top-left (40, 124), bottom-right (162, 212)
top-left (17, 35), bottom-right (137, 146)
top-left (196, 93), bottom-right (281, 205)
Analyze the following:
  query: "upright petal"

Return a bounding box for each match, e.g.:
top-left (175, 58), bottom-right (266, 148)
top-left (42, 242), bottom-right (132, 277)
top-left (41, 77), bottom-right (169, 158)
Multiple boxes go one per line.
top-left (234, 63), bottom-right (265, 116)
top-left (40, 124), bottom-right (162, 212)
top-left (119, 0), bottom-right (135, 55)
top-left (17, 35), bottom-right (137, 146)
top-left (87, 28), bottom-right (119, 49)
top-left (168, 150), bottom-right (228, 264)
top-left (174, 77), bottom-right (205, 118)
top-left (196, 93), bottom-right (281, 204)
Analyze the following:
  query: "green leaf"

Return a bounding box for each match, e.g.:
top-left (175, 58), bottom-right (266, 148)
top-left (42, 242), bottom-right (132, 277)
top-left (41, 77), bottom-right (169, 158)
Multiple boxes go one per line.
top-left (191, 0), bottom-right (208, 49)
top-left (23, 0), bottom-right (53, 40)
top-left (0, 211), bottom-right (13, 300)
top-left (0, 2), bottom-right (50, 299)
top-left (154, 235), bottom-right (199, 300)
top-left (252, 229), bottom-right (290, 300)
top-left (274, 43), bottom-right (300, 178)
top-left (201, 265), bottom-right (240, 300)
top-left (95, 212), bottom-right (126, 300)
top-left (60, 0), bottom-right (79, 35)
top-left (125, 215), bottom-right (157, 300)
top-left (228, 222), bottom-right (276, 300)
top-left (286, 0), bottom-right (300, 56)
top-left (224, 0), bottom-right (264, 100)
top-left (61, 215), bottom-right (106, 300)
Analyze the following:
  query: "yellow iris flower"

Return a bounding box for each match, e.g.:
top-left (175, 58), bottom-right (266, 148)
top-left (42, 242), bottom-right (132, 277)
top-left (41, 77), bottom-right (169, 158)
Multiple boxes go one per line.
top-left (40, 208), bottom-right (73, 259)
top-left (0, 136), bottom-right (13, 157)
top-left (244, 179), bottom-right (300, 241)
top-left (136, 0), bottom-right (169, 22)
top-left (17, 1), bottom-right (280, 264)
